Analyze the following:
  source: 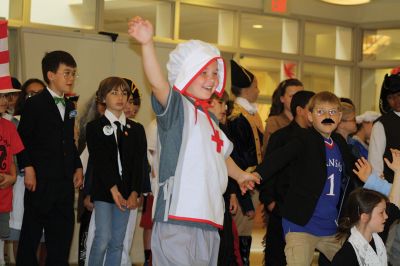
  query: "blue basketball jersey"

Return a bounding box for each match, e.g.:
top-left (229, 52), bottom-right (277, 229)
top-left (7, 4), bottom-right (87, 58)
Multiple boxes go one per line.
top-left (282, 138), bottom-right (343, 236)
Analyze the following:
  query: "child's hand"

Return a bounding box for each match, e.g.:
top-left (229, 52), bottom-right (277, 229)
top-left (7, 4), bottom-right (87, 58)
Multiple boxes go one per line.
top-left (127, 192), bottom-right (139, 210)
top-left (229, 194), bottom-right (238, 215)
top-left (353, 157), bottom-right (372, 183)
top-left (385, 148), bottom-right (400, 172)
top-left (128, 16), bottom-right (154, 45)
top-left (83, 195), bottom-right (94, 212)
top-left (245, 210), bottom-right (255, 219)
top-left (237, 172), bottom-right (260, 195)
top-left (73, 168), bottom-right (83, 189)
top-left (267, 201), bottom-right (276, 212)
top-left (0, 173), bottom-right (16, 189)
top-left (24, 166), bottom-right (36, 192)
top-left (110, 185), bottom-right (127, 211)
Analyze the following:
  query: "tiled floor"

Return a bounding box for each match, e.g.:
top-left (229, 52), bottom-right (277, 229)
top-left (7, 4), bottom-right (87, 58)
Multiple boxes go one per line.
top-left (250, 228), bottom-right (265, 265)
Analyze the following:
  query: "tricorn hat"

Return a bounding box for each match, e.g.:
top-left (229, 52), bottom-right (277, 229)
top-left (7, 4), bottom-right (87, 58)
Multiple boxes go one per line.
top-left (123, 78), bottom-right (140, 100)
top-left (379, 73), bottom-right (400, 114)
top-left (230, 60), bottom-right (254, 89)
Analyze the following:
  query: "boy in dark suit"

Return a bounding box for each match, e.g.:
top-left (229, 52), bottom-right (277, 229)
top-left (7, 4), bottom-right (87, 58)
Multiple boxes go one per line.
top-left (16, 50), bottom-right (83, 266)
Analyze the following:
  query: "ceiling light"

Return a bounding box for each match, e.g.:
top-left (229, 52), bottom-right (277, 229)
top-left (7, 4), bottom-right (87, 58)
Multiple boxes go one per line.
top-left (252, 24), bottom-right (263, 29)
top-left (321, 0), bottom-right (370, 5)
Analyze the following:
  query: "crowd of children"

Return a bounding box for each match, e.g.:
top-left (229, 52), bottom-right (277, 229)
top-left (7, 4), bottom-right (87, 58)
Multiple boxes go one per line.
top-left (1, 15), bottom-right (400, 266)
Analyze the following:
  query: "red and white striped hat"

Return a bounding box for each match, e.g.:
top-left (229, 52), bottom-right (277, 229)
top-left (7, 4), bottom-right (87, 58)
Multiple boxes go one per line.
top-left (0, 20), bottom-right (19, 94)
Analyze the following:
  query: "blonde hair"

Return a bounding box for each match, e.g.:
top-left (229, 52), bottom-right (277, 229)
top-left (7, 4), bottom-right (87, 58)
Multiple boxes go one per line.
top-left (308, 91), bottom-right (341, 112)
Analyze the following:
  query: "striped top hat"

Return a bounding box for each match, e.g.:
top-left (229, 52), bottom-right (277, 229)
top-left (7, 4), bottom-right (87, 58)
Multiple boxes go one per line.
top-left (0, 20), bottom-right (20, 94)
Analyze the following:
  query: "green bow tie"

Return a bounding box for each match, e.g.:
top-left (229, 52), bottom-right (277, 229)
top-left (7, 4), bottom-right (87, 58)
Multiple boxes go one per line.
top-left (53, 96), bottom-right (66, 106)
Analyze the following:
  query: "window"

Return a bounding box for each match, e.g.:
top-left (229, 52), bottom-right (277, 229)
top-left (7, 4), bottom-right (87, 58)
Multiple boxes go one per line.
top-left (180, 4), bottom-right (222, 44)
top-left (240, 13), bottom-right (298, 53)
top-left (305, 22), bottom-right (352, 60)
top-left (303, 63), bottom-right (335, 92)
top-left (30, 0), bottom-right (96, 29)
top-left (363, 29), bottom-right (400, 61)
top-left (0, 0), bottom-right (23, 20)
top-left (360, 68), bottom-right (391, 113)
top-left (104, 0), bottom-right (173, 37)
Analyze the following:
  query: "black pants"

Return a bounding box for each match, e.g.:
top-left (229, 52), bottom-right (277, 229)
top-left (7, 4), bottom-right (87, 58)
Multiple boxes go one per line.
top-left (16, 180), bottom-right (75, 266)
top-left (78, 210), bottom-right (92, 266)
top-left (264, 212), bottom-right (286, 266)
top-left (218, 201), bottom-right (236, 266)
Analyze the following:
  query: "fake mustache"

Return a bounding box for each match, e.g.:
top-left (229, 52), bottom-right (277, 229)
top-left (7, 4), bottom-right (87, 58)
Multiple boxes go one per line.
top-left (322, 118), bottom-right (335, 124)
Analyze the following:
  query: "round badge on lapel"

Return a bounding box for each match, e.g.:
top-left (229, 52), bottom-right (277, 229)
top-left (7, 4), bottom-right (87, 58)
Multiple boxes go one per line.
top-left (103, 125), bottom-right (113, 136)
top-left (126, 124), bottom-right (131, 129)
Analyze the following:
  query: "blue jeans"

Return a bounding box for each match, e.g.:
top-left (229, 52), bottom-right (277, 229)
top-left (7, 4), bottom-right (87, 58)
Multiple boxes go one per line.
top-left (88, 201), bottom-right (130, 266)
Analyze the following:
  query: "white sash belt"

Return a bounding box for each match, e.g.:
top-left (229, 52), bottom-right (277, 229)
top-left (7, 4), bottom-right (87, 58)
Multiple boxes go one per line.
top-left (160, 176), bottom-right (175, 222)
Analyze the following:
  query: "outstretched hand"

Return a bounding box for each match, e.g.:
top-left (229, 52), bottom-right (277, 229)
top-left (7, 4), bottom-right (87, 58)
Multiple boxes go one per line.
top-left (128, 16), bottom-right (154, 45)
top-left (237, 172), bottom-right (260, 195)
top-left (384, 148), bottom-right (400, 172)
top-left (353, 157), bottom-right (372, 183)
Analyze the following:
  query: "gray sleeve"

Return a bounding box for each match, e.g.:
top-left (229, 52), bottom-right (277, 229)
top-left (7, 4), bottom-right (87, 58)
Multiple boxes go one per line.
top-left (151, 88), bottom-right (182, 131)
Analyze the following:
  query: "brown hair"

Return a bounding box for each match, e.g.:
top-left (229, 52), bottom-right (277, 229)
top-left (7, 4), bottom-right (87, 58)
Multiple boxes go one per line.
top-left (269, 78), bottom-right (303, 117)
top-left (340, 102), bottom-right (355, 121)
top-left (96, 77), bottom-right (130, 103)
top-left (210, 91), bottom-right (229, 103)
top-left (336, 188), bottom-right (388, 240)
top-left (308, 91), bottom-right (341, 112)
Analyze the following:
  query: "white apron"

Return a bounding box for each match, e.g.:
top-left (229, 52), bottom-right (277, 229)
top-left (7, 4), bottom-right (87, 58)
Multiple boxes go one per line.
top-left (160, 96), bottom-right (232, 229)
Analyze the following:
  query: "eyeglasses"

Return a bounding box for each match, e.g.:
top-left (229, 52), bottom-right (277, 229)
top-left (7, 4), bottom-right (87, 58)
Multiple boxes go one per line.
top-left (313, 108), bottom-right (340, 116)
top-left (59, 71), bottom-right (79, 80)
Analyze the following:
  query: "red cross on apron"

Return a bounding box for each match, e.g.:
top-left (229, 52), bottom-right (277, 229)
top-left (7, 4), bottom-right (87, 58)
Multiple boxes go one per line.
top-left (192, 97), bottom-right (224, 153)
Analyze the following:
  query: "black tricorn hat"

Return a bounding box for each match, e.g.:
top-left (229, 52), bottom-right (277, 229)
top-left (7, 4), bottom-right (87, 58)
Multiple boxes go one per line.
top-left (123, 78), bottom-right (140, 100)
top-left (379, 73), bottom-right (400, 114)
top-left (230, 60), bottom-right (254, 89)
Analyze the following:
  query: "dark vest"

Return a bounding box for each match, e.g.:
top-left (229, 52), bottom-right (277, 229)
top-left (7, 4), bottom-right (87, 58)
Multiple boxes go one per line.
top-left (379, 111), bottom-right (400, 183)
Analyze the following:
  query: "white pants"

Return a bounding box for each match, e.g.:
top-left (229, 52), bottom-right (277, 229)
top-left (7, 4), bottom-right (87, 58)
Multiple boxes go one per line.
top-left (85, 208), bottom-right (138, 266)
top-left (9, 174), bottom-right (25, 230)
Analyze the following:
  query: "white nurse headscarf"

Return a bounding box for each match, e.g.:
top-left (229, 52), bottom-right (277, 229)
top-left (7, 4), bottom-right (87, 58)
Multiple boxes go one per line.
top-left (167, 40), bottom-right (226, 97)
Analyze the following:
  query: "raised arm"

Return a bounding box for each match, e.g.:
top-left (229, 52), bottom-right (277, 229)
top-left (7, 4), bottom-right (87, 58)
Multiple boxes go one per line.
top-left (128, 16), bottom-right (170, 107)
top-left (385, 149), bottom-right (400, 208)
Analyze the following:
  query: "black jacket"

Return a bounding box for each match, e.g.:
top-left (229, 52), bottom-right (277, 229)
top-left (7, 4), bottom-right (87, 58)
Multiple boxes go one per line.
top-left (228, 113), bottom-right (263, 213)
top-left (259, 121), bottom-right (305, 213)
top-left (256, 127), bottom-right (360, 226)
top-left (17, 89), bottom-right (82, 213)
top-left (86, 115), bottom-right (147, 203)
top-left (17, 88), bottom-right (82, 180)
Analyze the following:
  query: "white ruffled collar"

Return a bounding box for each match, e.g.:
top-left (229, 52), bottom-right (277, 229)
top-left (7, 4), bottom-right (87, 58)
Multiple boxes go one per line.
top-left (348, 226), bottom-right (387, 266)
top-left (235, 97), bottom-right (258, 115)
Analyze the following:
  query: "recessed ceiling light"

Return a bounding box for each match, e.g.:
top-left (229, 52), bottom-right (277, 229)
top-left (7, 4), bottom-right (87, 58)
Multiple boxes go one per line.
top-left (321, 0), bottom-right (370, 5)
top-left (252, 24), bottom-right (263, 29)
